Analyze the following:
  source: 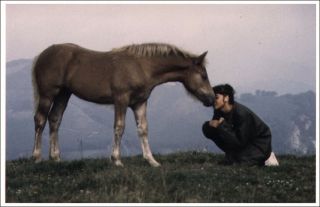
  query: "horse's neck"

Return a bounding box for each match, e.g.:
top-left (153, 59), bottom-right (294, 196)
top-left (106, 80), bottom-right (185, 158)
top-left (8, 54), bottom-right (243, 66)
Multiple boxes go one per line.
top-left (149, 57), bottom-right (189, 86)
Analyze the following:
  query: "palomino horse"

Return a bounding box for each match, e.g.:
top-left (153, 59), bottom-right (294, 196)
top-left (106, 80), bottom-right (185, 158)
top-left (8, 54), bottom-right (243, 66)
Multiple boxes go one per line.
top-left (32, 43), bottom-right (214, 167)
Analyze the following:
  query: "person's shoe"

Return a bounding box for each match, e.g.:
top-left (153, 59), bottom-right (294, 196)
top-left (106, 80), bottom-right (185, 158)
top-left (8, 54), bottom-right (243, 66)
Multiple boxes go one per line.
top-left (265, 152), bottom-right (279, 166)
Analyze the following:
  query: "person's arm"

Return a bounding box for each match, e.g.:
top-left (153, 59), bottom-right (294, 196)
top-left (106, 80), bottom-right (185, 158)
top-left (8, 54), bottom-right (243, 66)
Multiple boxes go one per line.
top-left (202, 109), bottom-right (222, 138)
top-left (216, 116), bottom-right (252, 148)
top-left (202, 121), bottom-right (219, 138)
top-left (212, 109), bottom-right (222, 120)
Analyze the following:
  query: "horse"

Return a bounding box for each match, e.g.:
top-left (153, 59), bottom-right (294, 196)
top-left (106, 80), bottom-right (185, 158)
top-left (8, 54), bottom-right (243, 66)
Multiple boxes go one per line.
top-left (32, 42), bottom-right (215, 167)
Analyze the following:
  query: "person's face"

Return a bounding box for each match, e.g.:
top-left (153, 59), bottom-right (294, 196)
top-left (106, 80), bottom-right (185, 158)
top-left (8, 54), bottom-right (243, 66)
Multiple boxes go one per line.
top-left (214, 93), bottom-right (229, 110)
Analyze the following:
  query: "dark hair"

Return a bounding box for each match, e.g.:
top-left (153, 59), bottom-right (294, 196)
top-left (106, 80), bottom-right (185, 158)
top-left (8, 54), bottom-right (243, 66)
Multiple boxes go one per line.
top-left (212, 84), bottom-right (235, 104)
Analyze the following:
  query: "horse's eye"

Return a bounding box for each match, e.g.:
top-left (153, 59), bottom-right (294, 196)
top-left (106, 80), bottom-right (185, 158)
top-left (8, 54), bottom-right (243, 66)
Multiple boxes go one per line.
top-left (201, 73), bottom-right (208, 80)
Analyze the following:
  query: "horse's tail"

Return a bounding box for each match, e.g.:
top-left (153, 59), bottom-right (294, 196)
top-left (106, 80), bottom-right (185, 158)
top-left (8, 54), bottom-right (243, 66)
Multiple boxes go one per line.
top-left (32, 55), bottom-right (40, 114)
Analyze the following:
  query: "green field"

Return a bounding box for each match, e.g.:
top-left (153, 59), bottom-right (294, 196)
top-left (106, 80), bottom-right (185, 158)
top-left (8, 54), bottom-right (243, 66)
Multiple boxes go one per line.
top-left (6, 152), bottom-right (316, 203)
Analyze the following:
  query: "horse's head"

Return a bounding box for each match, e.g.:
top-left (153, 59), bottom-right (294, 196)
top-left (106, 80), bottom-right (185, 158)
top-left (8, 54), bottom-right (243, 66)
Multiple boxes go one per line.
top-left (183, 51), bottom-right (215, 107)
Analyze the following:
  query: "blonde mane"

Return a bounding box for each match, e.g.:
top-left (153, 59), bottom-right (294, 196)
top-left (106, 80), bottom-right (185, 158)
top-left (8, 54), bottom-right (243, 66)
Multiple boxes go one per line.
top-left (112, 43), bottom-right (197, 58)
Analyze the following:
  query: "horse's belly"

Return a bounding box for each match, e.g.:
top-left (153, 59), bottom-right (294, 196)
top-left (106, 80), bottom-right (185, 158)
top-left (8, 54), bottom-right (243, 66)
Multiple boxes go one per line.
top-left (66, 65), bottom-right (114, 104)
top-left (68, 79), bottom-right (114, 104)
top-left (73, 91), bottom-right (114, 104)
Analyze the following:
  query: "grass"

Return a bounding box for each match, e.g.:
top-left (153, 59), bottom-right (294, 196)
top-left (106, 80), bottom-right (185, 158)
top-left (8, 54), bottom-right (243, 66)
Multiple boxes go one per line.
top-left (5, 152), bottom-right (316, 203)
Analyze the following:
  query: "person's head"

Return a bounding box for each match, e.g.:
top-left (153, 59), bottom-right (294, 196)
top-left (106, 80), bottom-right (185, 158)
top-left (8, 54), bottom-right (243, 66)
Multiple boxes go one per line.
top-left (212, 84), bottom-right (235, 111)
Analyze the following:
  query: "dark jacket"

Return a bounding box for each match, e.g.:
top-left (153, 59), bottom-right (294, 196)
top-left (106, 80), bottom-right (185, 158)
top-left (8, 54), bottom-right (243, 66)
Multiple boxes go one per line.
top-left (202, 102), bottom-right (272, 165)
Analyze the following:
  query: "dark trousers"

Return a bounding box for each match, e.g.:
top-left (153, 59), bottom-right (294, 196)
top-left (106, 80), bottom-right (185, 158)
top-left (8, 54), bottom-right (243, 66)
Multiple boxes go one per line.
top-left (202, 122), bottom-right (268, 166)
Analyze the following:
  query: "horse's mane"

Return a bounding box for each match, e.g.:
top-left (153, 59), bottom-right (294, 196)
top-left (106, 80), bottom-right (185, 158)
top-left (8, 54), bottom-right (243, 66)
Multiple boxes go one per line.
top-left (112, 43), bottom-right (197, 58)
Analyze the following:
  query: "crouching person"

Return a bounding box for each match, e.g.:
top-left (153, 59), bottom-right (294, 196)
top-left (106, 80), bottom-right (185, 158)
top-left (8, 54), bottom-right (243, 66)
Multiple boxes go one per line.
top-left (202, 84), bottom-right (279, 166)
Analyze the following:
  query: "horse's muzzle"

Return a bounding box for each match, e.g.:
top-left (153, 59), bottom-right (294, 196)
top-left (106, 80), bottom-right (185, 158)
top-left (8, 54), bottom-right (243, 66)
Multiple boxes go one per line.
top-left (203, 95), bottom-right (215, 107)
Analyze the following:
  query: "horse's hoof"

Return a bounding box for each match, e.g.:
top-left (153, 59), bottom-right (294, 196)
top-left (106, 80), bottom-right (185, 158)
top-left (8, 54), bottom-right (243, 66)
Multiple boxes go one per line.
top-left (33, 157), bottom-right (42, 163)
top-left (114, 160), bottom-right (124, 167)
top-left (49, 155), bottom-right (61, 162)
top-left (152, 163), bottom-right (161, 168)
top-left (32, 151), bottom-right (42, 163)
top-left (150, 161), bottom-right (161, 168)
top-left (111, 155), bottom-right (124, 167)
top-left (51, 157), bottom-right (61, 162)
top-left (144, 156), bottom-right (161, 167)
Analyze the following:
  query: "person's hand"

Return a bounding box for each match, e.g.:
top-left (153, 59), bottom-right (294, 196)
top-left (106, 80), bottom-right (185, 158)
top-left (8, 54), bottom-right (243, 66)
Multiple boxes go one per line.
top-left (209, 117), bottom-right (224, 128)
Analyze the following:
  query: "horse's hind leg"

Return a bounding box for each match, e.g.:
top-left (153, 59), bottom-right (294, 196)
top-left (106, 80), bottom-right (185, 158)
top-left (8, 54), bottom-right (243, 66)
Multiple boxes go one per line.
top-left (132, 102), bottom-right (161, 167)
top-left (33, 96), bottom-right (54, 163)
top-left (48, 90), bottom-right (71, 161)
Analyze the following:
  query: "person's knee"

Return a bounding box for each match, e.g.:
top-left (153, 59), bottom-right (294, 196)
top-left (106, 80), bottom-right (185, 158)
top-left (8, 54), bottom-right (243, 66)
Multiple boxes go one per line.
top-left (202, 121), bottom-right (212, 139)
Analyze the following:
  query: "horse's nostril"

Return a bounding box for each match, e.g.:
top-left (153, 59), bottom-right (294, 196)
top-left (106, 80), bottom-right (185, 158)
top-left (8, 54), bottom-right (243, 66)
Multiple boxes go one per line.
top-left (211, 96), bottom-right (215, 104)
top-left (202, 96), bottom-right (214, 107)
top-left (208, 96), bottom-right (214, 105)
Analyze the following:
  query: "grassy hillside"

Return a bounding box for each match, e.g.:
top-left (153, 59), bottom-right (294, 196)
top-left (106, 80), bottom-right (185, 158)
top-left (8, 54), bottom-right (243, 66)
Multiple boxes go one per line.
top-left (6, 152), bottom-right (316, 203)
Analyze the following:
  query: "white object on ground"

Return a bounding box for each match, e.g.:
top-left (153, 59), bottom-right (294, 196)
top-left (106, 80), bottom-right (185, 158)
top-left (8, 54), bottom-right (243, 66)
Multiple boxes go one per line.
top-left (265, 152), bottom-right (279, 166)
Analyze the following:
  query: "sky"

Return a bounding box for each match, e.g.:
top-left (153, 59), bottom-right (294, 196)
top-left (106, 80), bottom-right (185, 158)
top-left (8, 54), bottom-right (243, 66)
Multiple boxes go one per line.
top-left (4, 2), bottom-right (318, 95)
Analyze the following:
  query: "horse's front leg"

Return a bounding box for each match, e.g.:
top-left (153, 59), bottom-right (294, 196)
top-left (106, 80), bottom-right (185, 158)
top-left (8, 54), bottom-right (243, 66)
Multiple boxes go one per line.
top-left (133, 102), bottom-right (161, 167)
top-left (111, 103), bottom-right (127, 167)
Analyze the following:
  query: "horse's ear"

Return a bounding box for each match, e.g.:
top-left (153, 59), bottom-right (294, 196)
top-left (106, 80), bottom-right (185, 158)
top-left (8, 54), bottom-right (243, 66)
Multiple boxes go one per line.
top-left (193, 51), bottom-right (208, 65)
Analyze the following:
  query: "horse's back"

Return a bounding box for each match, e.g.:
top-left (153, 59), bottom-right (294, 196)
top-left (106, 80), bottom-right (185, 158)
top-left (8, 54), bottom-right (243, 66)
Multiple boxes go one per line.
top-left (34, 43), bottom-right (152, 104)
top-left (34, 43), bottom-right (120, 103)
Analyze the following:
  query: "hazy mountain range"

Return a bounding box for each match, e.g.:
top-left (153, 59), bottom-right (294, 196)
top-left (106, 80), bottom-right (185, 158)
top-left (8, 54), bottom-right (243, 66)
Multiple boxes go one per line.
top-left (5, 59), bottom-right (316, 160)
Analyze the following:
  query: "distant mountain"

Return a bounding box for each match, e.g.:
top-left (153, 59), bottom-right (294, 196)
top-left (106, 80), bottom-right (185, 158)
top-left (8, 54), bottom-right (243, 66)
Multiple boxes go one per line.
top-left (5, 59), bottom-right (316, 160)
top-left (238, 90), bottom-right (316, 155)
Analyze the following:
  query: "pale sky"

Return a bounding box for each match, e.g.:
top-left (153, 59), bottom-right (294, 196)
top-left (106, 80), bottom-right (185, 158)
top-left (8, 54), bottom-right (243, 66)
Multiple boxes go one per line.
top-left (5, 3), bottom-right (317, 94)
